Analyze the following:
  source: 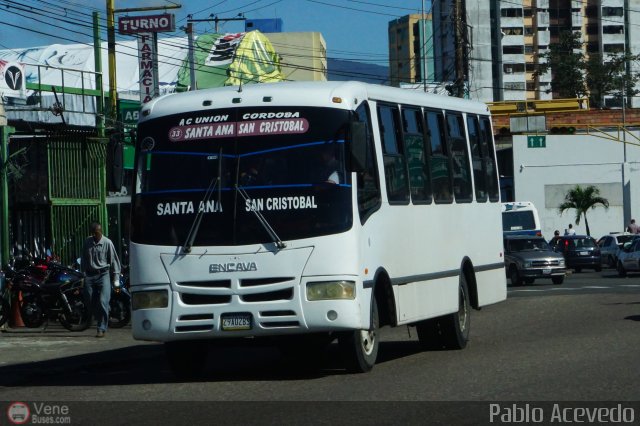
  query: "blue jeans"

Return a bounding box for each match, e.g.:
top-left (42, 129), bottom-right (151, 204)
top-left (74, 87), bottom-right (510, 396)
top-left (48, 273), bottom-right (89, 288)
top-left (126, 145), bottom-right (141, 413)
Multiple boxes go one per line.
top-left (84, 271), bottom-right (111, 332)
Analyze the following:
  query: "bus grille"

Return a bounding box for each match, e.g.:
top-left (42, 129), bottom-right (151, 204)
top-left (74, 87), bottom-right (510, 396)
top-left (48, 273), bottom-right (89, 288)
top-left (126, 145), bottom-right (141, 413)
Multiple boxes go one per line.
top-left (240, 277), bottom-right (295, 287)
top-left (177, 280), bottom-right (231, 288)
top-left (531, 260), bottom-right (561, 267)
top-left (241, 288), bottom-right (293, 302)
top-left (180, 293), bottom-right (232, 305)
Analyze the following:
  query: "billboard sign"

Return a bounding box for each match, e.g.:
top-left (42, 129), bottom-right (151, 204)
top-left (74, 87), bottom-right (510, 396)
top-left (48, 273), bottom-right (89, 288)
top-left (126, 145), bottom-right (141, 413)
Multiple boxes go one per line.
top-left (0, 60), bottom-right (26, 99)
top-left (138, 33), bottom-right (159, 104)
top-left (118, 14), bottom-right (175, 34)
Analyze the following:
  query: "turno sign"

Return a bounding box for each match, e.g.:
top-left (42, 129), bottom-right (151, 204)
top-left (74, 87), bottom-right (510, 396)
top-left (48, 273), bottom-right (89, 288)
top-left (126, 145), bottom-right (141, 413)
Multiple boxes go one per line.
top-left (118, 14), bottom-right (175, 104)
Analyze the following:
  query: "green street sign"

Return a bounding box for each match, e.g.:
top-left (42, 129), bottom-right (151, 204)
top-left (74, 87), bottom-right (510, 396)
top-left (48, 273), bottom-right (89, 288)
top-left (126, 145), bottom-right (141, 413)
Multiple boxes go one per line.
top-left (527, 135), bottom-right (546, 148)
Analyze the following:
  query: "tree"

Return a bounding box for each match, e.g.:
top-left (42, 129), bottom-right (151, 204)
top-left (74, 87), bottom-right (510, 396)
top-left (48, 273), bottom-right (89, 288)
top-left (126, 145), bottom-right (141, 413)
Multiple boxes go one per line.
top-left (586, 52), bottom-right (640, 109)
top-left (536, 31), bottom-right (587, 98)
top-left (558, 185), bottom-right (609, 236)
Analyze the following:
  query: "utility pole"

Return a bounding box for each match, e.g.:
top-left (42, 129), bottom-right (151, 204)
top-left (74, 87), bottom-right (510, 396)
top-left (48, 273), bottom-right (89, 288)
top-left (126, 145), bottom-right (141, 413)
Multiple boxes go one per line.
top-left (454, 0), bottom-right (466, 98)
top-left (188, 14), bottom-right (246, 34)
top-left (186, 22), bottom-right (197, 91)
top-left (106, 0), bottom-right (117, 126)
top-left (421, 0), bottom-right (427, 92)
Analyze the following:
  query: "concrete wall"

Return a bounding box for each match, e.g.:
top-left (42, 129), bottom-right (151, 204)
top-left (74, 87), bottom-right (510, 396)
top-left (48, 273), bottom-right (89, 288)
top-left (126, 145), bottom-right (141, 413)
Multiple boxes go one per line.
top-left (266, 32), bottom-right (327, 81)
top-left (512, 131), bottom-right (640, 239)
top-left (466, 0), bottom-right (496, 102)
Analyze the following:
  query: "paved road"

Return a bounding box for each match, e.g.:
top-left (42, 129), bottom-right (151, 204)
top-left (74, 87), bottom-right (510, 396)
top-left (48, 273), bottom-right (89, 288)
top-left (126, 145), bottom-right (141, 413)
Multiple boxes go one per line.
top-left (1, 271), bottom-right (639, 423)
top-left (507, 268), bottom-right (640, 296)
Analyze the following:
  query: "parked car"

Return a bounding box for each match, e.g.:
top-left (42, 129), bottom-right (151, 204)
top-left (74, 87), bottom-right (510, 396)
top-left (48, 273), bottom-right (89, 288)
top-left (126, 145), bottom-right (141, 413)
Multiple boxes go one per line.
top-left (616, 237), bottom-right (640, 276)
top-left (553, 235), bottom-right (602, 272)
top-left (597, 232), bottom-right (635, 268)
top-left (503, 235), bottom-right (567, 285)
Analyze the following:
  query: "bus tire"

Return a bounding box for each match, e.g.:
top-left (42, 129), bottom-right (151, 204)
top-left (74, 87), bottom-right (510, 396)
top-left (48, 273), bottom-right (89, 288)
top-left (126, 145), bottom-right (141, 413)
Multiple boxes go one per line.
top-left (509, 265), bottom-right (522, 286)
top-left (165, 340), bottom-right (208, 379)
top-left (439, 274), bottom-right (471, 350)
top-left (416, 275), bottom-right (471, 350)
top-left (338, 296), bottom-right (379, 373)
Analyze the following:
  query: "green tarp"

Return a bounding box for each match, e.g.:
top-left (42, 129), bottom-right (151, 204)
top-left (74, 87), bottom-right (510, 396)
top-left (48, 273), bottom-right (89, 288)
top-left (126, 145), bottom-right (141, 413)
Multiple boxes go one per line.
top-left (176, 30), bottom-right (283, 91)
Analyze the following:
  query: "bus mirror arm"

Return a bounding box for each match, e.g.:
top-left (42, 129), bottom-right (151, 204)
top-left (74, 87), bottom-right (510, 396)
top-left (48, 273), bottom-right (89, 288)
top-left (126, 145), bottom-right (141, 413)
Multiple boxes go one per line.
top-left (349, 121), bottom-right (367, 173)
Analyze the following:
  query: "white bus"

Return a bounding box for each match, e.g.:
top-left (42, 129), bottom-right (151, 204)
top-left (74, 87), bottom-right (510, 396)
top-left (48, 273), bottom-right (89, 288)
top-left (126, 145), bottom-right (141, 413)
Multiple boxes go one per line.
top-left (501, 201), bottom-right (542, 237)
top-left (130, 81), bottom-right (506, 377)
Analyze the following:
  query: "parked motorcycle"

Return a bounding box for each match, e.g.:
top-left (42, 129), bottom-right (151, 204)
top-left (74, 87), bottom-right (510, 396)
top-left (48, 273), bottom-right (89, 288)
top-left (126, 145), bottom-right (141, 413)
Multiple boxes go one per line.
top-left (109, 265), bottom-right (131, 328)
top-left (7, 257), bottom-right (90, 331)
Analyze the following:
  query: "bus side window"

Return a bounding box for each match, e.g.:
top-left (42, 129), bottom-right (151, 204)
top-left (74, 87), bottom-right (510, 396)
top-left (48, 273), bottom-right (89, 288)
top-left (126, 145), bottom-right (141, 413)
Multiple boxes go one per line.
top-left (355, 102), bottom-right (381, 223)
top-left (479, 116), bottom-right (500, 202)
top-left (401, 106), bottom-right (431, 204)
top-left (467, 115), bottom-right (488, 202)
top-left (446, 112), bottom-right (472, 202)
top-left (424, 109), bottom-right (453, 204)
top-left (377, 103), bottom-right (409, 204)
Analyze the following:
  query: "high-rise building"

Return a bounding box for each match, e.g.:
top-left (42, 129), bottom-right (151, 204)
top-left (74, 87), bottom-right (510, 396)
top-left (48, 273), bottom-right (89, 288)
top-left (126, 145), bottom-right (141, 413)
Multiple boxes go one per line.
top-left (393, 0), bottom-right (640, 106)
top-left (388, 14), bottom-right (434, 87)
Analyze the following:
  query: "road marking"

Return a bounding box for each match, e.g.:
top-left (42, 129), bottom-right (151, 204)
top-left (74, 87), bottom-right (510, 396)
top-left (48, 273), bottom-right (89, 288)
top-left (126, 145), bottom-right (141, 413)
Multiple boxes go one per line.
top-left (583, 286), bottom-right (609, 289)
top-left (620, 284), bottom-right (640, 287)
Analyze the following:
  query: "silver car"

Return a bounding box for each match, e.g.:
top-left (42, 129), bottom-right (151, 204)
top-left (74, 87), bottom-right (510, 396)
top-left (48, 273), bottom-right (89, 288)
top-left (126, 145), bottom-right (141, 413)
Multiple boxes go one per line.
top-left (616, 237), bottom-right (640, 276)
top-left (504, 236), bottom-right (567, 285)
top-left (597, 232), bottom-right (635, 268)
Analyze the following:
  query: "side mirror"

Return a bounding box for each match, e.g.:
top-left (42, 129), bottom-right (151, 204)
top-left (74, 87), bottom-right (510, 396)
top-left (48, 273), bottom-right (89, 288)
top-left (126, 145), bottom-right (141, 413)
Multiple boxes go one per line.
top-left (349, 121), bottom-right (367, 173)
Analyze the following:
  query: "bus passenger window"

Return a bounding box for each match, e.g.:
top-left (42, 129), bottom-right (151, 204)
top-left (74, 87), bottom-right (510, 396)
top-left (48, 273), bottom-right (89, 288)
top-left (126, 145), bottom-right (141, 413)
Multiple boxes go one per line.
top-left (425, 110), bottom-right (453, 204)
top-left (479, 116), bottom-right (500, 202)
top-left (378, 104), bottom-right (409, 204)
top-left (355, 102), bottom-right (381, 222)
top-left (467, 115), bottom-right (488, 202)
top-left (446, 112), bottom-right (472, 202)
top-left (402, 106), bottom-right (431, 204)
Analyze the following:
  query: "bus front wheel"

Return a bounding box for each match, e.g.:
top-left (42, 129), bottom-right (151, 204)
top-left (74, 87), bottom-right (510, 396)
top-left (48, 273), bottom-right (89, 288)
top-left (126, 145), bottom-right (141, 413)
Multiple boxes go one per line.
top-left (165, 340), bottom-right (208, 379)
top-left (338, 297), bottom-right (379, 373)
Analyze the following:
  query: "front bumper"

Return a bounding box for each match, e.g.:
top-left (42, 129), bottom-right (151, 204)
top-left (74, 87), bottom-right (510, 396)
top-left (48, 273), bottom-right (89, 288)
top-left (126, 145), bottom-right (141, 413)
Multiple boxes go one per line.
top-left (520, 267), bottom-right (566, 278)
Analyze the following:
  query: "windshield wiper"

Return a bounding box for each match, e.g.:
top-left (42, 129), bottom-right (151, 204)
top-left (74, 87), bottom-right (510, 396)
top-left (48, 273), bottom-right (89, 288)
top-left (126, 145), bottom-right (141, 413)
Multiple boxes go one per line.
top-left (182, 149), bottom-right (222, 254)
top-left (235, 185), bottom-right (287, 249)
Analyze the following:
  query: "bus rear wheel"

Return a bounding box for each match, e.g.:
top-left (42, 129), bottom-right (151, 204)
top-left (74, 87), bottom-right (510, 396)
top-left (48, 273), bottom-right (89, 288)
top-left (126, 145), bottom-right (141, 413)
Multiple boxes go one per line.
top-left (338, 297), bottom-right (379, 373)
top-left (416, 274), bottom-right (470, 350)
top-left (165, 340), bottom-right (208, 379)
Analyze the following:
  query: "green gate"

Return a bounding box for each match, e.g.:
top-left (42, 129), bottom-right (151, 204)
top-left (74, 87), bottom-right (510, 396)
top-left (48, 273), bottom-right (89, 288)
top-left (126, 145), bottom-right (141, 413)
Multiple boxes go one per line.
top-left (47, 131), bottom-right (107, 264)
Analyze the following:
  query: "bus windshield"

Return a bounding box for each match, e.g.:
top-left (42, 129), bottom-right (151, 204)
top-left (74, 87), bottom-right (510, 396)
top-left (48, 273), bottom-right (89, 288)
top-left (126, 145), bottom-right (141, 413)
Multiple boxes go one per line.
top-left (131, 106), bottom-right (353, 246)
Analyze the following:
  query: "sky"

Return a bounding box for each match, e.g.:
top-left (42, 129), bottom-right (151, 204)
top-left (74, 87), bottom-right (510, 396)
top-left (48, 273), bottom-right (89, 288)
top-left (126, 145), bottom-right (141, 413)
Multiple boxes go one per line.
top-left (0, 0), bottom-right (431, 66)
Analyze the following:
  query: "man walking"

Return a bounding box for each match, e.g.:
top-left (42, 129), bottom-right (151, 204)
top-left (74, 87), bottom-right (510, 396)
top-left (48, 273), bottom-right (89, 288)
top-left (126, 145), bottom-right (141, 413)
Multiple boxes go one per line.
top-left (81, 222), bottom-right (121, 338)
top-left (627, 219), bottom-right (639, 234)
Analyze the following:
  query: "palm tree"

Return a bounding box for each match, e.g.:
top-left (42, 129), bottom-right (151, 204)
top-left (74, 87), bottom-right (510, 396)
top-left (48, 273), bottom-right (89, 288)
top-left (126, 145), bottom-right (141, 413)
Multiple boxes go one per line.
top-left (558, 185), bottom-right (609, 236)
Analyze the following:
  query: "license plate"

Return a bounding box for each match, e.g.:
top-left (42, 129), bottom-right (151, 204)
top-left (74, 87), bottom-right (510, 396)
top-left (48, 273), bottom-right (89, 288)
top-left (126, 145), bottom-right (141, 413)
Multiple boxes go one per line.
top-left (543, 268), bottom-right (551, 275)
top-left (580, 251), bottom-right (589, 256)
top-left (221, 313), bottom-right (252, 331)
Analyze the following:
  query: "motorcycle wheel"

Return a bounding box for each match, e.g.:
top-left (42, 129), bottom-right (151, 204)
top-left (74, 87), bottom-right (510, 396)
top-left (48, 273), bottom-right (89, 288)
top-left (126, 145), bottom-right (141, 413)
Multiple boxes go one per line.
top-left (108, 293), bottom-right (131, 329)
top-left (59, 293), bottom-right (91, 332)
top-left (20, 295), bottom-right (45, 328)
top-left (0, 296), bottom-right (9, 327)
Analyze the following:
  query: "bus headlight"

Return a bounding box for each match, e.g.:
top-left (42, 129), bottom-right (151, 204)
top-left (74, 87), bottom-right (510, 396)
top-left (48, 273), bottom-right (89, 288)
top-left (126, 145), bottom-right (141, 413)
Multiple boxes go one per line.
top-left (132, 289), bottom-right (169, 310)
top-left (307, 280), bottom-right (355, 301)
